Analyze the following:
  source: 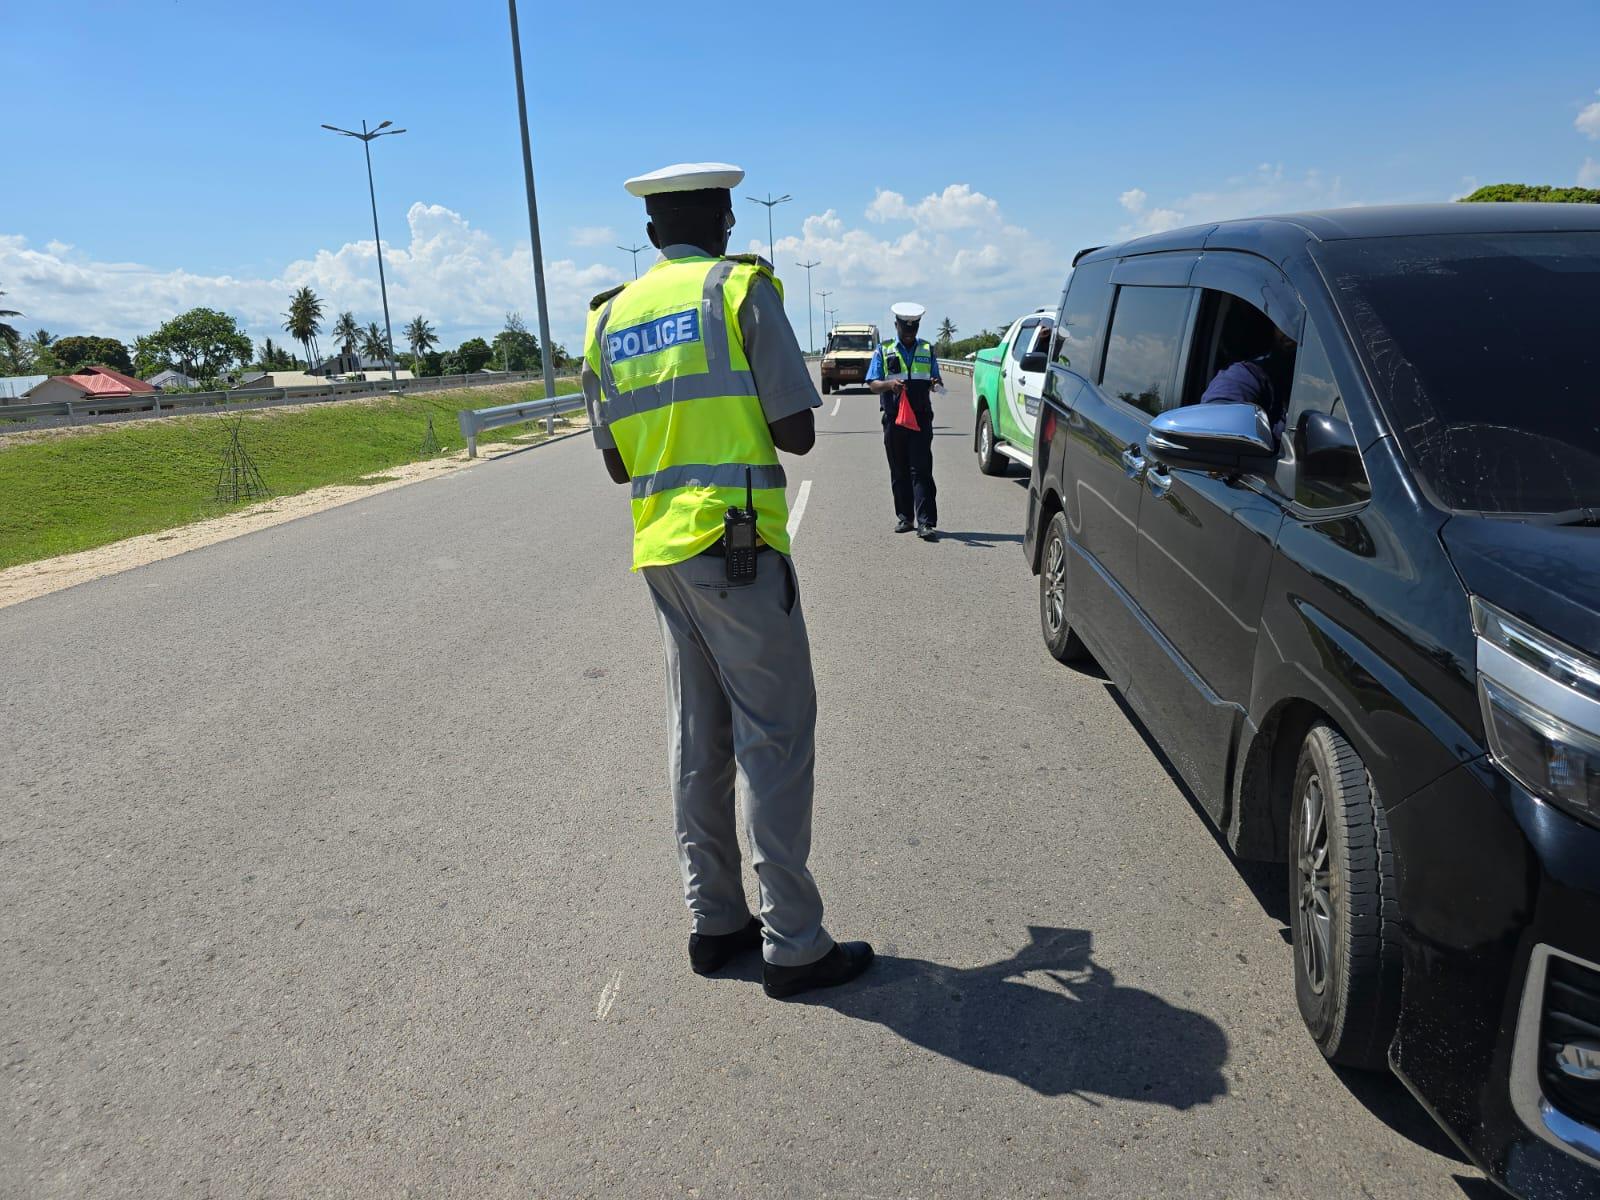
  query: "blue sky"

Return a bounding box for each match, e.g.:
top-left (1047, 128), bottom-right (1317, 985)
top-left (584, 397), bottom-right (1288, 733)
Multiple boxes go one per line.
top-left (4, 0), bottom-right (1599, 357)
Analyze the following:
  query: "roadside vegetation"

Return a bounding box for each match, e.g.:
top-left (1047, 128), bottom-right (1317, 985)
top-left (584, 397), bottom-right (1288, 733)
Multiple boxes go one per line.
top-left (0, 381), bottom-right (582, 570)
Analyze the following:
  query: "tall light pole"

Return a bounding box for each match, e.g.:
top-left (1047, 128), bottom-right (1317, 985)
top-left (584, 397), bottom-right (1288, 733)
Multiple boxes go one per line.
top-left (795, 259), bottom-right (820, 353)
top-left (817, 289), bottom-right (833, 345)
top-left (617, 242), bottom-right (649, 279)
top-left (321, 119), bottom-right (405, 382)
top-left (745, 192), bottom-right (791, 266)
top-left (507, 0), bottom-right (559, 432)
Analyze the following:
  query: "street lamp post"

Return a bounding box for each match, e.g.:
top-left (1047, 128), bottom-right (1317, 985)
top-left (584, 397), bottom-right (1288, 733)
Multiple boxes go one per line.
top-left (321, 119), bottom-right (405, 382)
top-left (817, 289), bottom-right (833, 345)
top-left (617, 242), bottom-right (649, 279)
top-left (795, 259), bottom-right (820, 353)
top-left (506, 0), bottom-right (559, 432)
top-left (745, 192), bottom-right (791, 266)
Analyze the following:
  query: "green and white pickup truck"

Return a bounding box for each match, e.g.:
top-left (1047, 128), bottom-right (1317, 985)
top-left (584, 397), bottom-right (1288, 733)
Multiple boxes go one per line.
top-left (971, 306), bottom-right (1055, 475)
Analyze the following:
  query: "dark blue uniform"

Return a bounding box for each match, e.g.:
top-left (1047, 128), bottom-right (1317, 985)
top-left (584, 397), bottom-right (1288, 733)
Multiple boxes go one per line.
top-left (867, 339), bottom-right (941, 529)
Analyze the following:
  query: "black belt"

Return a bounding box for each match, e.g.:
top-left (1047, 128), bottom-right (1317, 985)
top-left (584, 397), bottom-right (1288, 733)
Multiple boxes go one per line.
top-left (699, 540), bottom-right (772, 559)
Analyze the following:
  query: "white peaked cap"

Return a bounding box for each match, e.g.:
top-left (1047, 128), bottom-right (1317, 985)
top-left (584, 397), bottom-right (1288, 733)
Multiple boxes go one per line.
top-left (624, 162), bottom-right (745, 197)
top-left (891, 302), bottom-right (927, 321)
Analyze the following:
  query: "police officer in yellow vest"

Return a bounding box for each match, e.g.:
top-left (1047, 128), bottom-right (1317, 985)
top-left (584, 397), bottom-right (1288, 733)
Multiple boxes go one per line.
top-left (582, 163), bottom-right (873, 999)
top-left (866, 302), bottom-right (942, 539)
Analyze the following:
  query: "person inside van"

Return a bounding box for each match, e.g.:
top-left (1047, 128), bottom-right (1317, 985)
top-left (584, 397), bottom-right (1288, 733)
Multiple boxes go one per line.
top-left (1200, 319), bottom-right (1296, 437)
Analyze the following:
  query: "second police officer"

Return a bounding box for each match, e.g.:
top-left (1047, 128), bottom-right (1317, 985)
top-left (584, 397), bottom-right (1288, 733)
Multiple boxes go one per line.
top-left (866, 301), bottom-right (943, 540)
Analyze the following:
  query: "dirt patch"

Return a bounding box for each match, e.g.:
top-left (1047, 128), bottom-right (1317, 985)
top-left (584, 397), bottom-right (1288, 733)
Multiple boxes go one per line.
top-left (0, 424), bottom-right (587, 610)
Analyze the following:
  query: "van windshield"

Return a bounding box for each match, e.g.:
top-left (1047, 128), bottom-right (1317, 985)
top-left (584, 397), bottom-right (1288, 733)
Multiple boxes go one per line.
top-left (1316, 232), bottom-right (1600, 516)
top-left (829, 335), bottom-right (873, 351)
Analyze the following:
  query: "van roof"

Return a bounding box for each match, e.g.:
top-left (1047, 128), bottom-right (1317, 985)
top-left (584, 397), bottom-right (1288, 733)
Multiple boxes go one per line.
top-left (1077, 202), bottom-right (1600, 269)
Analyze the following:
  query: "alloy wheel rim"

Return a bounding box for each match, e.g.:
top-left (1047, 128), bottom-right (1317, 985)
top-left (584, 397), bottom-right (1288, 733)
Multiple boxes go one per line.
top-left (1297, 774), bottom-right (1333, 995)
top-left (1044, 536), bottom-right (1066, 635)
top-left (981, 421), bottom-right (992, 460)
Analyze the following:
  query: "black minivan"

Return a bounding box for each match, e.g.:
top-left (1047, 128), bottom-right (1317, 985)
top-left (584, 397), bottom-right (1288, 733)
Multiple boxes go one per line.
top-left (1023, 204), bottom-right (1600, 1197)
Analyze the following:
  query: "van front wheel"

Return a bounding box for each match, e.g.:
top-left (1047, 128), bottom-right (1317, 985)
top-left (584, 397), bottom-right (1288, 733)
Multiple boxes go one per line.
top-left (1289, 722), bottom-right (1401, 1070)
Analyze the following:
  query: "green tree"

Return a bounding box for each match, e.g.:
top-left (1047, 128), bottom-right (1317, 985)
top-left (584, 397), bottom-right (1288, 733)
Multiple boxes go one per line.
top-left (333, 310), bottom-right (360, 357)
top-left (360, 321), bottom-right (392, 362)
top-left (256, 337), bottom-right (299, 370)
top-left (491, 311), bottom-right (541, 371)
top-left (51, 335), bottom-right (133, 375)
top-left (936, 316), bottom-right (957, 354)
top-left (443, 336), bottom-right (493, 375)
top-left (1459, 184), bottom-right (1600, 204)
top-left (134, 307), bottom-right (253, 383)
top-left (404, 315), bottom-right (439, 375)
top-left (282, 286), bottom-right (326, 367)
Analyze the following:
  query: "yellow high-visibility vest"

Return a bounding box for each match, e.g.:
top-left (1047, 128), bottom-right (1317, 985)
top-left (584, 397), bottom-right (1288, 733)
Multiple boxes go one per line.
top-left (584, 254), bottom-right (790, 570)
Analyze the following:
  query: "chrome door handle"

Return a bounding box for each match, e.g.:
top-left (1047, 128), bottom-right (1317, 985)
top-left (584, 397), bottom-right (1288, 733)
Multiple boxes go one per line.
top-left (1120, 447), bottom-right (1146, 476)
top-left (1147, 465), bottom-right (1172, 497)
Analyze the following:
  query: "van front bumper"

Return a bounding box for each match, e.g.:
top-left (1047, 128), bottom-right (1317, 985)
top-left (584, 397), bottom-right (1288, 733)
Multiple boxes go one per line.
top-left (1388, 756), bottom-right (1600, 1198)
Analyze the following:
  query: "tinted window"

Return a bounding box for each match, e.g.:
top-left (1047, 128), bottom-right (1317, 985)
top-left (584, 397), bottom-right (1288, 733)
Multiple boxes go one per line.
top-left (1053, 258), bottom-right (1113, 376)
top-left (1098, 285), bottom-right (1192, 417)
top-left (1285, 324), bottom-right (1370, 509)
top-left (830, 334), bottom-right (873, 351)
top-left (1318, 232), bottom-right (1600, 514)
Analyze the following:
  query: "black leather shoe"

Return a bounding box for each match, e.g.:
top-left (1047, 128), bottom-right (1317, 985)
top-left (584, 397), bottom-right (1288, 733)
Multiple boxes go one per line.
top-left (917, 525), bottom-right (938, 541)
top-left (689, 917), bottom-right (763, 976)
top-left (894, 518), bottom-right (913, 533)
top-left (763, 941), bottom-right (875, 999)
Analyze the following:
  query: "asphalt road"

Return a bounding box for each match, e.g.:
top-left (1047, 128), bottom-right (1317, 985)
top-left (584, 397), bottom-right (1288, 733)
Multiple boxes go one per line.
top-left (1, 369), bottom-right (1494, 1198)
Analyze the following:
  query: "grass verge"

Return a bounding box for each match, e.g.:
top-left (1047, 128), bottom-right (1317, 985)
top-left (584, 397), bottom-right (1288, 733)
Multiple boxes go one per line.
top-left (0, 382), bottom-right (584, 570)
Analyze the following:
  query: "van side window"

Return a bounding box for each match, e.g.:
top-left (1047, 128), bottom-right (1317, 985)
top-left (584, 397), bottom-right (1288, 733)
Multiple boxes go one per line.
top-left (1181, 290), bottom-right (1297, 431)
top-left (1052, 258), bottom-right (1114, 378)
top-left (1098, 285), bottom-right (1192, 418)
top-left (1285, 324), bottom-right (1371, 509)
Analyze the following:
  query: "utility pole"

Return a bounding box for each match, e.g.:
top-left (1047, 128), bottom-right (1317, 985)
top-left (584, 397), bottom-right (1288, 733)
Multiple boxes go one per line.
top-left (795, 259), bottom-right (820, 353)
top-left (321, 119), bottom-right (405, 382)
top-left (745, 191), bottom-right (791, 266)
top-left (817, 289), bottom-right (833, 345)
top-left (507, 0), bottom-right (559, 432)
top-left (617, 242), bottom-right (649, 279)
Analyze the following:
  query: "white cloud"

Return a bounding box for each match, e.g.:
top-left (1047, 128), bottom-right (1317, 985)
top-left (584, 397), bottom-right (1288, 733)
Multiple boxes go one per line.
top-left (1116, 164), bottom-right (1352, 237)
top-left (570, 225), bottom-right (618, 247)
top-left (768, 186), bottom-right (1057, 343)
top-left (0, 204), bottom-right (623, 353)
top-left (866, 184), bottom-right (1003, 231)
top-left (1577, 92), bottom-right (1600, 140)
top-left (1118, 188), bottom-right (1147, 213)
top-left (1581, 158), bottom-right (1600, 188)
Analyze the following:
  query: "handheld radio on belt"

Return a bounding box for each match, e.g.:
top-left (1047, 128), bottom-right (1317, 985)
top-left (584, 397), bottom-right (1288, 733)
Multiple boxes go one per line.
top-left (723, 467), bottom-right (758, 584)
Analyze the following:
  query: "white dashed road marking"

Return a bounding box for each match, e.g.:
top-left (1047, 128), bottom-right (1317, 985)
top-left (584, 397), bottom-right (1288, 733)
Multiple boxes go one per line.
top-left (787, 480), bottom-right (812, 543)
top-left (830, 393), bottom-right (841, 417)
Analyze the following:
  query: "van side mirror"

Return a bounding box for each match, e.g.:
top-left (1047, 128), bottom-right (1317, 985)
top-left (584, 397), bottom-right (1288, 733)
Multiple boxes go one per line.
top-left (1147, 402), bottom-right (1279, 473)
top-left (1021, 350), bottom-right (1048, 372)
top-left (1299, 410), bottom-right (1363, 481)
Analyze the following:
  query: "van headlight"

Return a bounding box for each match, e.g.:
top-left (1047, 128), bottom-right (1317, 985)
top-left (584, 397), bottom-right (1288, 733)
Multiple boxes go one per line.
top-left (1473, 597), bottom-right (1600, 827)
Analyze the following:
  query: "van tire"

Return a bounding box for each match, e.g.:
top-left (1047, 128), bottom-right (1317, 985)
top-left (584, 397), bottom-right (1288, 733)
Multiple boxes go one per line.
top-left (977, 408), bottom-right (1008, 476)
top-left (1289, 722), bottom-right (1402, 1071)
top-left (1039, 511), bottom-right (1089, 663)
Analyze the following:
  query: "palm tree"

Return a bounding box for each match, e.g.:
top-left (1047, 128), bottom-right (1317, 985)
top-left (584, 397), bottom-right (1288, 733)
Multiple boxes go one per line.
top-left (361, 321), bottom-right (391, 364)
top-left (282, 286), bottom-right (325, 368)
top-left (0, 285), bottom-right (20, 350)
top-left (937, 317), bottom-right (957, 353)
top-left (333, 311), bottom-right (360, 358)
top-left (404, 315), bottom-right (438, 376)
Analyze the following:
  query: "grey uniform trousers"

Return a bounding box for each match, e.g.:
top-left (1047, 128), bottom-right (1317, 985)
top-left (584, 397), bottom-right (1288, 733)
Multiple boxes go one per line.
top-left (641, 550), bottom-right (834, 967)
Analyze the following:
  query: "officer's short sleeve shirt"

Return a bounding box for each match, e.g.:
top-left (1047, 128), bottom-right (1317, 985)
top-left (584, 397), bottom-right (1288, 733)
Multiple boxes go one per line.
top-left (738, 274), bottom-right (822, 424)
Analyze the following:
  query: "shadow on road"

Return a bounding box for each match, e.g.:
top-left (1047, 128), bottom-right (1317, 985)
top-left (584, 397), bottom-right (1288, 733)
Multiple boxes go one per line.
top-left (801, 926), bottom-right (1230, 1108)
top-left (936, 530), bottom-right (1025, 549)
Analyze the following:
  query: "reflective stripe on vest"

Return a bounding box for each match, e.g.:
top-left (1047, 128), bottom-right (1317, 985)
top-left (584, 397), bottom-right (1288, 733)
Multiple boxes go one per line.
top-left (585, 256), bottom-right (791, 570)
top-left (882, 339), bottom-right (934, 379)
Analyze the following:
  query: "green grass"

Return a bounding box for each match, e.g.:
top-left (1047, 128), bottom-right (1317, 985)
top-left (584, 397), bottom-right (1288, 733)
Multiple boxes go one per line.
top-left (0, 382), bottom-right (584, 570)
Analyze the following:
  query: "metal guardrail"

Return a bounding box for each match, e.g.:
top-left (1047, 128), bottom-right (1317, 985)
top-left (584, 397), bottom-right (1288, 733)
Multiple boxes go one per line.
top-left (458, 390), bottom-right (586, 458)
top-left (0, 369), bottom-right (574, 429)
top-left (937, 358), bottom-right (975, 376)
